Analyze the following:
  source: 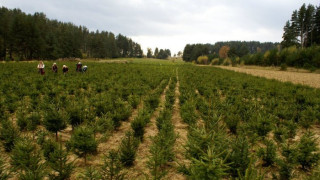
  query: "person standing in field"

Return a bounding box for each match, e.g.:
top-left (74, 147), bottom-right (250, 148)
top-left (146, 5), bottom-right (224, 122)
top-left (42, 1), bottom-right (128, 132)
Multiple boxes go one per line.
top-left (52, 63), bottom-right (58, 73)
top-left (37, 61), bottom-right (45, 75)
top-left (62, 65), bottom-right (69, 74)
top-left (76, 62), bottom-right (82, 72)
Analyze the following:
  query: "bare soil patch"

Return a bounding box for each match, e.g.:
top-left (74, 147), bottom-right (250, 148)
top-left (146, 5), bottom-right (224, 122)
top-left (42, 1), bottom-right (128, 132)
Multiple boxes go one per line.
top-left (216, 66), bottom-right (320, 88)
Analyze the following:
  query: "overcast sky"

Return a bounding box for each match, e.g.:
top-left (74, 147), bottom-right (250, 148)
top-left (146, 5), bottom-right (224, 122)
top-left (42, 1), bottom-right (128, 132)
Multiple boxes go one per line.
top-left (1, 0), bottom-right (319, 54)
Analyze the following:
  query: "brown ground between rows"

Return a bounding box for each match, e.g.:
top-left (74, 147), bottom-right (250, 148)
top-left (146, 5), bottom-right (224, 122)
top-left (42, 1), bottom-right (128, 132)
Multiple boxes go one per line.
top-left (125, 80), bottom-right (170, 179)
top-left (166, 76), bottom-right (189, 180)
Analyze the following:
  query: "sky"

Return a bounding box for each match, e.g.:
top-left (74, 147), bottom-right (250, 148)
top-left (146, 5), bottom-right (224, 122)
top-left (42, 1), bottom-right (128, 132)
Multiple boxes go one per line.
top-left (1, 0), bottom-right (319, 55)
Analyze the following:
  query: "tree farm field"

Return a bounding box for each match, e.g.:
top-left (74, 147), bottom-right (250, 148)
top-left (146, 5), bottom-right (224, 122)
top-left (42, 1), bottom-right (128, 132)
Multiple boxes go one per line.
top-left (1, 60), bottom-right (320, 179)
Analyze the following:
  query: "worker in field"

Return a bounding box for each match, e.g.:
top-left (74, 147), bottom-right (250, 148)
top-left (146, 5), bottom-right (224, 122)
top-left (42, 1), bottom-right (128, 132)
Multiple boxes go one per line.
top-left (37, 61), bottom-right (45, 75)
top-left (76, 62), bottom-right (82, 72)
top-left (62, 65), bottom-right (69, 74)
top-left (82, 65), bottom-right (88, 72)
top-left (52, 63), bottom-right (58, 73)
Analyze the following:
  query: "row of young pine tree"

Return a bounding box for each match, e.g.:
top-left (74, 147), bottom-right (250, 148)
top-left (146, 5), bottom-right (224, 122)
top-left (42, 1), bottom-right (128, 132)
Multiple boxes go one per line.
top-left (0, 7), bottom-right (143, 61)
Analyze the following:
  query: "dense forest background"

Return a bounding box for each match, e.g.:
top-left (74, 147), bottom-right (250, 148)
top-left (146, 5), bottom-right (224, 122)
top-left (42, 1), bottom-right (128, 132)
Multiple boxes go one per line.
top-left (0, 7), bottom-right (143, 60)
top-left (183, 3), bottom-right (320, 69)
top-left (182, 41), bottom-right (279, 62)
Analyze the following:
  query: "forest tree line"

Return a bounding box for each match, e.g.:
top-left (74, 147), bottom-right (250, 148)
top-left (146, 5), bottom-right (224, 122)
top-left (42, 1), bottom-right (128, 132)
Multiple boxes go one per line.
top-left (146, 47), bottom-right (171, 59)
top-left (182, 41), bottom-right (279, 62)
top-left (281, 3), bottom-right (320, 48)
top-left (0, 7), bottom-right (143, 60)
top-left (243, 3), bottom-right (320, 69)
top-left (183, 3), bottom-right (320, 69)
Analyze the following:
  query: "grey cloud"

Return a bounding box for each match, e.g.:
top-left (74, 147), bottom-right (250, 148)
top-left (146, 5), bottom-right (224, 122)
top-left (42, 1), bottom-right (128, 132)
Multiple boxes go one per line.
top-left (1, 0), bottom-right (320, 53)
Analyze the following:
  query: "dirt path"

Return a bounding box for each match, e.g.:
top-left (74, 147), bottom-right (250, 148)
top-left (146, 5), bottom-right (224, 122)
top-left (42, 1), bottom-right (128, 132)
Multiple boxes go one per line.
top-left (166, 73), bottom-right (189, 180)
top-left (217, 66), bottom-right (320, 88)
top-left (126, 80), bottom-right (170, 179)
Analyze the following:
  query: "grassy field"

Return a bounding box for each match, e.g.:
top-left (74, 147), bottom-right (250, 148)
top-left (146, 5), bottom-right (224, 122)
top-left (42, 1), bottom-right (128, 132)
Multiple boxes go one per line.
top-left (0, 59), bottom-right (319, 179)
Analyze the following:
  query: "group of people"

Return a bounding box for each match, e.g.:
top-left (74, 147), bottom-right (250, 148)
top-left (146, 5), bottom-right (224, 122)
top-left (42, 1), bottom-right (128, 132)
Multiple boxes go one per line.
top-left (37, 61), bottom-right (87, 75)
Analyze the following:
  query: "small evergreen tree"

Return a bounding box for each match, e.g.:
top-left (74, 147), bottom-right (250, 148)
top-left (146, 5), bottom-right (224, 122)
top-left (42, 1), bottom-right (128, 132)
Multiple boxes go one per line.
top-left (278, 142), bottom-right (298, 180)
top-left (11, 137), bottom-right (46, 179)
top-left (67, 126), bottom-right (98, 165)
top-left (78, 166), bottom-right (101, 180)
top-left (119, 131), bottom-right (139, 167)
top-left (237, 158), bottom-right (265, 180)
top-left (296, 131), bottom-right (320, 170)
top-left (0, 120), bottom-right (19, 152)
top-left (187, 147), bottom-right (229, 179)
top-left (131, 116), bottom-right (146, 141)
top-left (147, 143), bottom-right (167, 180)
top-left (100, 150), bottom-right (126, 180)
top-left (42, 139), bottom-right (58, 161)
top-left (44, 107), bottom-right (67, 141)
top-left (258, 140), bottom-right (277, 167)
top-left (16, 110), bottom-right (28, 131)
top-left (255, 115), bottom-right (273, 138)
top-left (26, 112), bottom-right (41, 131)
top-left (228, 136), bottom-right (250, 177)
top-left (67, 105), bottom-right (84, 130)
top-left (48, 141), bottom-right (74, 180)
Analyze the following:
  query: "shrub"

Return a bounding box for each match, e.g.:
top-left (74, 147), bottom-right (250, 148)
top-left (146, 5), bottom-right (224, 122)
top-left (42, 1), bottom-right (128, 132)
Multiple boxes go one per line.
top-left (197, 56), bottom-right (209, 65)
top-left (211, 58), bottom-right (220, 65)
top-left (280, 63), bottom-right (287, 71)
top-left (222, 58), bottom-right (232, 66)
